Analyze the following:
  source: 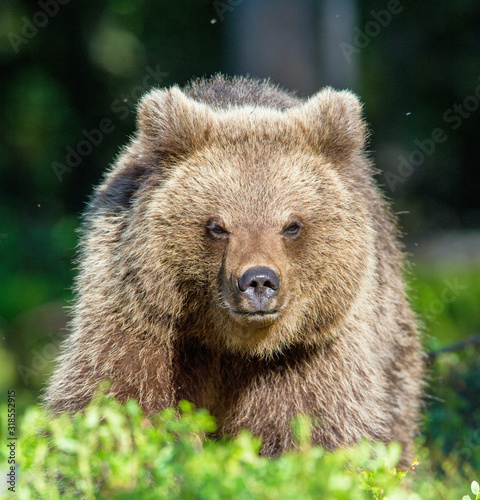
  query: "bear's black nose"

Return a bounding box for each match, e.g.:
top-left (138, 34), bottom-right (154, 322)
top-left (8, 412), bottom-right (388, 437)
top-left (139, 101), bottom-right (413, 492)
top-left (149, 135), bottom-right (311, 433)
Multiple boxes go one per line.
top-left (237, 267), bottom-right (280, 307)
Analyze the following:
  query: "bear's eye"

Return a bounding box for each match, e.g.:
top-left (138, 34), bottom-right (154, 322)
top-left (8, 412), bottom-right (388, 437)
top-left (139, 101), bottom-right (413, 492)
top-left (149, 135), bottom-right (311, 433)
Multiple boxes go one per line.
top-left (206, 221), bottom-right (229, 239)
top-left (282, 221), bottom-right (302, 239)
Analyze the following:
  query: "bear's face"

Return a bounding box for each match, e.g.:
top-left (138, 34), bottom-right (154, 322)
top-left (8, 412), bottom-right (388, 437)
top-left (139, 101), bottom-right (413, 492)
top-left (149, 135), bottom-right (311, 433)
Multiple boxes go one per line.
top-left (129, 87), bottom-right (375, 357)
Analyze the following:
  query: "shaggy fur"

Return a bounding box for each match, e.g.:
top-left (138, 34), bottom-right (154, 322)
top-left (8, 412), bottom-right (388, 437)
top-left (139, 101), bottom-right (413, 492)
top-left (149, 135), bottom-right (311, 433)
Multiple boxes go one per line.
top-left (45, 75), bottom-right (423, 467)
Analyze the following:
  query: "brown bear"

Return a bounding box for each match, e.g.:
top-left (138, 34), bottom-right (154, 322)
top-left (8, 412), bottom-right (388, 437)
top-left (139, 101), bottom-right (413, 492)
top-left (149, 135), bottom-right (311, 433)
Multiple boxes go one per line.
top-left (45, 75), bottom-right (423, 467)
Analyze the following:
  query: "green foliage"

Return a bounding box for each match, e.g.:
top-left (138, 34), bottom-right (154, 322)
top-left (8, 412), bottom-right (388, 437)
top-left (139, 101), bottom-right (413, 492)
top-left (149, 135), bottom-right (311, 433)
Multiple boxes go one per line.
top-left (423, 347), bottom-right (480, 474)
top-left (0, 391), bottom-right (477, 500)
top-left (410, 264), bottom-right (480, 348)
top-left (410, 264), bottom-right (480, 483)
top-left (463, 481), bottom-right (480, 500)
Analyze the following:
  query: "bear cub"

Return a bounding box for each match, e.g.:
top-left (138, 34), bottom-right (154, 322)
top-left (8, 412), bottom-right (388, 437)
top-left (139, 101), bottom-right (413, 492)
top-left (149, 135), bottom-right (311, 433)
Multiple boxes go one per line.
top-left (46, 75), bottom-right (423, 467)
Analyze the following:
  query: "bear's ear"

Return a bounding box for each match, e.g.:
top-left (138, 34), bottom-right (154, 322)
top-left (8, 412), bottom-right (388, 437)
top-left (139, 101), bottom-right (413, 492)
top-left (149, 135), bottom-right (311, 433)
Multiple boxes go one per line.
top-left (137, 86), bottom-right (216, 157)
top-left (288, 88), bottom-right (368, 163)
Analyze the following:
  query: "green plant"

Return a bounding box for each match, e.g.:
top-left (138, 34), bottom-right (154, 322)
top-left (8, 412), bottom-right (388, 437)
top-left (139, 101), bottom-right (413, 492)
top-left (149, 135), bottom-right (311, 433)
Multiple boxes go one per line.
top-left (463, 480), bottom-right (480, 500)
top-left (0, 389), bottom-right (476, 500)
top-left (0, 392), bottom-right (415, 500)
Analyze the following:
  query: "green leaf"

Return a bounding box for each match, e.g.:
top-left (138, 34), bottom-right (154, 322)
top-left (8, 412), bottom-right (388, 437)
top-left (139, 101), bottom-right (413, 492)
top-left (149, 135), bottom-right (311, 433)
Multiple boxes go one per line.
top-left (472, 481), bottom-right (480, 495)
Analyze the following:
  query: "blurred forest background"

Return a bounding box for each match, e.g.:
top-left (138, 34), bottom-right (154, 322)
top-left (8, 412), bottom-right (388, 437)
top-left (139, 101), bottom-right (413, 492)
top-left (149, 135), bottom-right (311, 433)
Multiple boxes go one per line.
top-left (0, 0), bottom-right (479, 477)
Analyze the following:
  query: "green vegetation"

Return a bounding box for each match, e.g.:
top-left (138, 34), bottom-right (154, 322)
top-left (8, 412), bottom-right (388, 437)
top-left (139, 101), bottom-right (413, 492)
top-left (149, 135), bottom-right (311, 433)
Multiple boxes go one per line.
top-left (423, 346), bottom-right (480, 477)
top-left (464, 481), bottom-right (480, 500)
top-left (410, 263), bottom-right (480, 349)
top-left (0, 389), bottom-right (478, 500)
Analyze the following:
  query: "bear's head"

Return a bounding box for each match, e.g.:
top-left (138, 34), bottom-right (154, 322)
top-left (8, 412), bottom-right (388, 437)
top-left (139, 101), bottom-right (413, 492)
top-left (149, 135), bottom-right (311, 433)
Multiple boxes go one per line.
top-left (98, 85), bottom-right (376, 358)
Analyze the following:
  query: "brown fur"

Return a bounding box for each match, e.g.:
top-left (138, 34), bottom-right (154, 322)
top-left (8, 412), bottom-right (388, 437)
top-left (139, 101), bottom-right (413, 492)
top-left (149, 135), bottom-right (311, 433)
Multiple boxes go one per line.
top-left (45, 75), bottom-right (423, 467)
